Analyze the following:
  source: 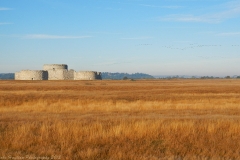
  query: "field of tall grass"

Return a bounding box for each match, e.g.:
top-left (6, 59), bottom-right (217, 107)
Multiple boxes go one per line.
top-left (0, 79), bottom-right (240, 159)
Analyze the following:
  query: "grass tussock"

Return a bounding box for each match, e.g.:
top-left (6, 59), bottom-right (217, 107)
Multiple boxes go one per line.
top-left (0, 79), bottom-right (240, 159)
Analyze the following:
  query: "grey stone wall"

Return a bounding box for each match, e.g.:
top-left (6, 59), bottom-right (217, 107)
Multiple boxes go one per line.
top-left (47, 69), bottom-right (74, 80)
top-left (67, 69), bottom-right (75, 80)
top-left (43, 64), bottom-right (68, 70)
top-left (15, 70), bottom-right (48, 80)
top-left (74, 71), bottom-right (102, 80)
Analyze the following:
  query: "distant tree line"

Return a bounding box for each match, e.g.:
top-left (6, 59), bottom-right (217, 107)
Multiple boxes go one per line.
top-left (0, 73), bottom-right (14, 79)
top-left (101, 72), bottom-right (155, 80)
top-left (158, 75), bottom-right (240, 79)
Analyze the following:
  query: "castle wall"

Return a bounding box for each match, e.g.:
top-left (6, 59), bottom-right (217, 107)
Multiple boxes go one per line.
top-left (15, 72), bottom-right (20, 80)
top-left (14, 64), bottom-right (101, 81)
top-left (15, 70), bottom-right (48, 80)
top-left (74, 71), bottom-right (102, 80)
top-left (47, 69), bottom-right (74, 80)
top-left (43, 64), bottom-right (68, 70)
top-left (67, 69), bottom-right (75, 80)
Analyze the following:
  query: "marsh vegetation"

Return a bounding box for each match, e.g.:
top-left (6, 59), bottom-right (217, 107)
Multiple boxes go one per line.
top-left (0, 80), bottom-right (240, 159)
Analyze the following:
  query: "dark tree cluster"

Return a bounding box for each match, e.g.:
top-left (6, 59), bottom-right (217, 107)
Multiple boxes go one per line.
top-left (101, 72), bottom-right (155, 80)
top-left (0, 73), bottom-right (14, 79)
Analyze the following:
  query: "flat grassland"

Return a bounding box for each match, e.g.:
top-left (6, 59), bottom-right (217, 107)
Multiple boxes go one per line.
top-left (0, 79), bottom-right (240, 159)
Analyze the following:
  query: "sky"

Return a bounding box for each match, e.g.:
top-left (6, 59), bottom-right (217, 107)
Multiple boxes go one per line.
top-left (1, 0), bottom-right (240, 76)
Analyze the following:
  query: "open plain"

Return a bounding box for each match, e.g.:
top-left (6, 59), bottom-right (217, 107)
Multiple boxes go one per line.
top-left (0, 79), bottom-right (240, 159)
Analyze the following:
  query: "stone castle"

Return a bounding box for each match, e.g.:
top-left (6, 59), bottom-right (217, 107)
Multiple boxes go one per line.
top-left (15, 64), bottom-right (102, 80)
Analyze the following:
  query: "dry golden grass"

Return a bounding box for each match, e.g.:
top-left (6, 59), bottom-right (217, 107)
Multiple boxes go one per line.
top-left (0, 79), bottom-right (240, 159)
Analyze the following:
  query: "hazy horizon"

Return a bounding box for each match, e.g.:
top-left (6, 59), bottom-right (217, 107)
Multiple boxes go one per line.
top-left (1, 0), bottom-right (240, 77)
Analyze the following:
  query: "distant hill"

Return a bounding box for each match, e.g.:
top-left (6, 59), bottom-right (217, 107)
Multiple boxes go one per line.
top-left (0, 73), bottom-right (14, 79)
top-left (101, 72), bottom-right (155, 80)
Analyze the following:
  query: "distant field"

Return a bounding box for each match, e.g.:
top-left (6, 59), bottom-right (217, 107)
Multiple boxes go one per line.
top-left (0, 80), bottom-right (240, 159)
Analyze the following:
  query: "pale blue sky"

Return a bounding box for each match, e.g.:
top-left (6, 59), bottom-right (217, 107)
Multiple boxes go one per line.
top-left (1, 0), bottom-right (240, 76)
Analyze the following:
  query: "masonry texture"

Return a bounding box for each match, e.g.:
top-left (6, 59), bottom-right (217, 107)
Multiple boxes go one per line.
top-left (43, 64), bottom-right (68, 70)
top-left (75, 71), bottom-right (102, 80)
top-left (15, 70), bottom-right (48, 80)
top-left (15, 64), bottom-right (102, 80)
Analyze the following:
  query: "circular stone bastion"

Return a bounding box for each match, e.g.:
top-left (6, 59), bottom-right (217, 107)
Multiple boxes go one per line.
top-left (74, 71), bottom-right (101, 80)
top-left (43, 64), bottom-right (68, 70)
top-left (15, 70), bottom-right (48, 80)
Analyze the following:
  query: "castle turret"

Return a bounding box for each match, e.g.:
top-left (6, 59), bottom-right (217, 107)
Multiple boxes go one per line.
top-left (43, 64), bottom-right (68, 70)
top-left (43, 64), bottom-right (72, 80)
top-left (15, 70), bottom-right (48, 80)
top-left (74, 71), bottom-right (102, 80)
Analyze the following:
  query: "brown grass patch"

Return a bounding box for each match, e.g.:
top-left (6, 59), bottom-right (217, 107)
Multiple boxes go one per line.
top-left (0, 79), bottom-right (240, 159)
